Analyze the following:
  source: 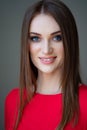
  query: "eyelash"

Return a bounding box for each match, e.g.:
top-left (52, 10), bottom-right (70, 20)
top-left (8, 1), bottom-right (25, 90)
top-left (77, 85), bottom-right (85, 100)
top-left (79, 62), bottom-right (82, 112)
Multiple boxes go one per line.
top-left (52, 35), bottom-right (62, 41)
top-left (30, 36), bottom-right (40, 42)
top-left (29, 35), bottom-right (62, 42)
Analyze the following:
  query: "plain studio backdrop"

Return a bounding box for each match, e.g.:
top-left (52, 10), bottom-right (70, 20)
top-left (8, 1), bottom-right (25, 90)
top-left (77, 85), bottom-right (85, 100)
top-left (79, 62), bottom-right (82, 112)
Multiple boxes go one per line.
top-left (0, 0), bottom-right (87, 129)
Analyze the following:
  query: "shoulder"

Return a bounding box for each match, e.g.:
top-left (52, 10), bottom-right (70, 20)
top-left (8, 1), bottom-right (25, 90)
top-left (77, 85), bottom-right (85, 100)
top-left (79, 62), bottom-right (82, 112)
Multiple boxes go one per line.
top-left (79, 84), bottom-right (87, 97)
top-left (5, 88), bottom-right (20, 113)
top-left (6, 87), bottom-right (20, 98)
top-left (5, 88), bottom-right (20, 105)
top-left (5, 88), bottom-right (20, 129)
top-left (79, 84), bottom-right (87, 117)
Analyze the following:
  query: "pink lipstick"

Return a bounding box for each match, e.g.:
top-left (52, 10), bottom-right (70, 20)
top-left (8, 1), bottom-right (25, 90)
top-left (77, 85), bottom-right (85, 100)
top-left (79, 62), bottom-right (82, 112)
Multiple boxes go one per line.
top-left (39, 57), bottom-right (56, 64)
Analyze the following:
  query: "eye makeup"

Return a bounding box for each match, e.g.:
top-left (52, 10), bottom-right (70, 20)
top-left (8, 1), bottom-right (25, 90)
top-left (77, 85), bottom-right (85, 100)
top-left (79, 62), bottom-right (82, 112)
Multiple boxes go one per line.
top-left (29, 31), bottom-right (62, 43)
top-left (52, 34), bottom-right (62, 42)
top-left (29, 36), bottom-right (41, 42)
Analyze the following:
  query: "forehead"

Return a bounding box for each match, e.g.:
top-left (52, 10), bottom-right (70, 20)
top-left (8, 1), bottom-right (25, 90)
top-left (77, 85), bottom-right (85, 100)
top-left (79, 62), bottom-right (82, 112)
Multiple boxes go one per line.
top-left (29, 14), bottom-right (61, 35)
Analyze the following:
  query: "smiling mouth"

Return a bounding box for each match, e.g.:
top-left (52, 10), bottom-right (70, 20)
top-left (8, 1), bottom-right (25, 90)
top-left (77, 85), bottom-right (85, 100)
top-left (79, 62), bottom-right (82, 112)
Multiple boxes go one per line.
top-left (39, 57), bottom-right (57, 64)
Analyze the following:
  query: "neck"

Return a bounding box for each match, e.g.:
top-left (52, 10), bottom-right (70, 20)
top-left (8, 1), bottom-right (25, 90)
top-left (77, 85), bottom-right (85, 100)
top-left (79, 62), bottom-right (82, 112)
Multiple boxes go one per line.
top-left (36, 70), bottom-right (62, 94)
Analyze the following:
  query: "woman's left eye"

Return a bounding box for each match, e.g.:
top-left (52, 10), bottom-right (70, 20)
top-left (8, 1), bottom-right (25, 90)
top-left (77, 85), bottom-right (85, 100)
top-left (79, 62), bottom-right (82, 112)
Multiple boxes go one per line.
top-left (53, 35), bottom-right (62, 41)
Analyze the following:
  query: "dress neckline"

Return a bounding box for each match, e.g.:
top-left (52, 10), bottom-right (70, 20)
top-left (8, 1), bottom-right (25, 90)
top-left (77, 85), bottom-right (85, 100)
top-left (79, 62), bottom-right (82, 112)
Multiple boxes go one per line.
top-left (35, 92), bottom-right (63, 96)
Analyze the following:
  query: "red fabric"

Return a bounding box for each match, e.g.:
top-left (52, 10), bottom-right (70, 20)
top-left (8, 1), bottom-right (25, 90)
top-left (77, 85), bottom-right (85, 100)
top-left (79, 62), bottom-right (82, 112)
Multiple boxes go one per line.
top-left (5, 84), bottom-right (87, 130)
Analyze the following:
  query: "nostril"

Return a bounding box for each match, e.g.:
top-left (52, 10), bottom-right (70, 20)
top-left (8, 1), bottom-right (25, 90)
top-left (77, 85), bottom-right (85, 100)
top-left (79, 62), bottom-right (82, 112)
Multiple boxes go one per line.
top-left (42, 47), bottom-right (53, 54)
top-left (49, 48), bottom-right (53, 53)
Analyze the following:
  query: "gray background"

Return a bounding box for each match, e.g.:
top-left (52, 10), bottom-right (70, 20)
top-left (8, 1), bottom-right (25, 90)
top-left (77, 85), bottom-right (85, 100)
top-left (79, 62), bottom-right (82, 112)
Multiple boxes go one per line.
top-left (0, 0), bottom-right (87, 129)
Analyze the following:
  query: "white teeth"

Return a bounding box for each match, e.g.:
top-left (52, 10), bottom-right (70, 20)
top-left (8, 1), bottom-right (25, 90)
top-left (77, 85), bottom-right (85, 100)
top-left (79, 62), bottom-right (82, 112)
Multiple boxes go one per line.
top-left (39, 57), bottom-right (56, 64)
top-left (42, 58), bottom-right (54, 62)
top-left (44, 58), bottom-right (52, 61)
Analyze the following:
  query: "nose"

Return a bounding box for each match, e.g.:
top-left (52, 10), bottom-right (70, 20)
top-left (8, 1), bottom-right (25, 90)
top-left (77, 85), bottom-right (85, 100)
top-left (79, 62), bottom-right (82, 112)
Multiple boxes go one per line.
top-left (42, 39), bottom-right (53, 54)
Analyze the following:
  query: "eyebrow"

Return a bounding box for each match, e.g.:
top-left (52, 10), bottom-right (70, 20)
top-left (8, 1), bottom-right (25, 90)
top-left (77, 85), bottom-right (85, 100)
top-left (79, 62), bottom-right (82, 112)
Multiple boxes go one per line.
top-left (29, 31), bottom-right (61, 36)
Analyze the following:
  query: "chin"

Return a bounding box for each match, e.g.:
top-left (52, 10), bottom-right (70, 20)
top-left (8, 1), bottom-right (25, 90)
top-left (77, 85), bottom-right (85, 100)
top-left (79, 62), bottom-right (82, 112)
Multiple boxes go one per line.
top-left (38, 66), bottom-right (59, 74)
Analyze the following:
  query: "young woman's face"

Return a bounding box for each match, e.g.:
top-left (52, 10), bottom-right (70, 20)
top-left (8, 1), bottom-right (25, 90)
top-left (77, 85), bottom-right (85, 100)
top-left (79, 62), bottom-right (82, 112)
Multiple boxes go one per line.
top-left (29, 14), bottom-right (64, 74)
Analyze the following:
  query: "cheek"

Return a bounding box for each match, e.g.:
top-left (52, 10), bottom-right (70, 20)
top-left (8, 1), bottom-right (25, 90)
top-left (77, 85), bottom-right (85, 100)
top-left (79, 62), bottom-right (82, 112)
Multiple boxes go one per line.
top-left (29, 44), bottom-right (41, 62)
top-left (60, 46), bottom-right (64, 57)
top-left (29, 45), bottom-right (37, 65)
top-left (56, 44), bottom-right (64, 57)
top-left (29, 44), bottom-right (39, 55)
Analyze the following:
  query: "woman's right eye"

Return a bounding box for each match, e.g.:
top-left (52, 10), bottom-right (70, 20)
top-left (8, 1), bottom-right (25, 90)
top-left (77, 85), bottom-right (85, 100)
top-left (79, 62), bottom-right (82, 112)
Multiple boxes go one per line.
top-left (30, 36), bottom-right (40, 42)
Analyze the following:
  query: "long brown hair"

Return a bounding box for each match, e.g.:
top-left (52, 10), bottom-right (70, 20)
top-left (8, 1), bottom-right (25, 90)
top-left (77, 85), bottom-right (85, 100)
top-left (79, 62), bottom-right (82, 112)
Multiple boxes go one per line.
top-left (14, 0), bottom-right (82, 129)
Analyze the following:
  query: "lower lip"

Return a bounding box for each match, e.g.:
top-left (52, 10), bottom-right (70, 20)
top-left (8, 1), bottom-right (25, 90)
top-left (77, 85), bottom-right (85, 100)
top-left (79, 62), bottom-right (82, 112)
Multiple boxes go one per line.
top-left (39, 57), bottom-right (56, 64)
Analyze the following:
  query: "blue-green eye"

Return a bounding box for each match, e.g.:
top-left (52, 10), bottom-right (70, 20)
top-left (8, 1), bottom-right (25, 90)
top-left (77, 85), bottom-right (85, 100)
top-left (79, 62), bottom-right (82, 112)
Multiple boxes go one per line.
top-left (30, 36), bottom-right (40, 42)
top-left (53, 35), bottom-right (62, 41)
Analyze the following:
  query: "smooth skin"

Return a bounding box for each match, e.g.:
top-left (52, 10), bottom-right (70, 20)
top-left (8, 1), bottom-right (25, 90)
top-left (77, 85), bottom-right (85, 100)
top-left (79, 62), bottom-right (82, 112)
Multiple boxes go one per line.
top-left (29, 14), bottom-right (64, 94)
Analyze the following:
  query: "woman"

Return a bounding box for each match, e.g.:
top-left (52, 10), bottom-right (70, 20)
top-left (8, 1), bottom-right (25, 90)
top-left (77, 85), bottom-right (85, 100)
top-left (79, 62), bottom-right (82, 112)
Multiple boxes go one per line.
top-left (5, 0), bottom-right (87, 130)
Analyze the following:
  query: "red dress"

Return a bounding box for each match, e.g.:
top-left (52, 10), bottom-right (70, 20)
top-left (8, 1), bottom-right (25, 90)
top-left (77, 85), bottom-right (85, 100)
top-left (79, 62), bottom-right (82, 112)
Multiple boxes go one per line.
top-left (5, 84), bottom-right (87, 130)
